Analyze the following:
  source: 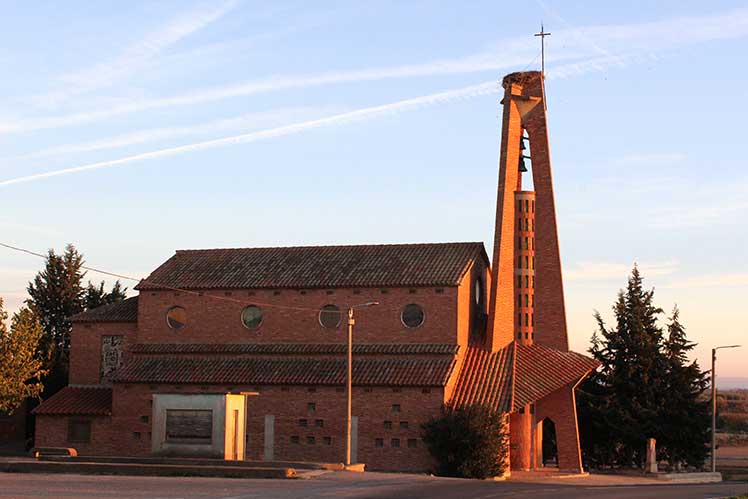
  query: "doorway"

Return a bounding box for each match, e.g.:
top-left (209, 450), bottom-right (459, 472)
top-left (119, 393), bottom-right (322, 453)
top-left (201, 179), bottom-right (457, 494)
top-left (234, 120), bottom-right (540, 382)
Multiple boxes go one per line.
top-left (541, 418), bottom-right (558, 467)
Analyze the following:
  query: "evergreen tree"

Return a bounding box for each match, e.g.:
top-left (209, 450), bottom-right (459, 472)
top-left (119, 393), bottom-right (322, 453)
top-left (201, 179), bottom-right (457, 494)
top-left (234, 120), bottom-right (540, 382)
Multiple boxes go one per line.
top-left (84, 280), bottom-right (127, 310)
top-left (578, 267), bottom-right (711, 469)
top-left (0, 300), bottom-right (47, 413)
top-left (659, 306), bottom-right (710, 467)
top-left (26, 244), bottom-right (85, 361)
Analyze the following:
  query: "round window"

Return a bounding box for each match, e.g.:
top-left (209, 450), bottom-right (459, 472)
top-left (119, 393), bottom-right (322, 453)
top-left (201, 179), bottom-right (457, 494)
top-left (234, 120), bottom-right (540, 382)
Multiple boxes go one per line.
top-left (319, 304), bottom-right (342, 329)
top-left (166, 306), bottom-right (186, 330)
top-left (401, 303), bottom-right (425, 328)
top-left (241, 305), bottom-right (263, 330)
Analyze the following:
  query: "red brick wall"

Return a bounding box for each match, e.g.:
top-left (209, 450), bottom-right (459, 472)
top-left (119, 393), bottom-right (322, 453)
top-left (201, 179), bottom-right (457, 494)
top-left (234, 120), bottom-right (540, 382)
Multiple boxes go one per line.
top-left (69, 322), bottom-right (136, 385)
top-left (134, 286), bottom-right (459, 346)
top-left (35, 415), bottom-right (115, 456)
top-left (57, 382), bottom-right (442, 472)
top-left (535, 381), bottom-right (583, 472)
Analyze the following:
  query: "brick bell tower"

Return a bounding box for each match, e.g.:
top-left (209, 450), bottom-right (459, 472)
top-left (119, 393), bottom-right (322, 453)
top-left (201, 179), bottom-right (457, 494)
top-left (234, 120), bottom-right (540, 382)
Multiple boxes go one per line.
top-left (487, 70), bottom-right (567, 352)
top-left (486, 71), bottom-right (585, 473)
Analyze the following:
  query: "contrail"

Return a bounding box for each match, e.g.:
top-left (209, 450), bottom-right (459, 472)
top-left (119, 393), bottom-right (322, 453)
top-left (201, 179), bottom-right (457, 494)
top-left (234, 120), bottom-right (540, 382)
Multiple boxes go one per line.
top-left (0, 81), bottom-right (498, 188)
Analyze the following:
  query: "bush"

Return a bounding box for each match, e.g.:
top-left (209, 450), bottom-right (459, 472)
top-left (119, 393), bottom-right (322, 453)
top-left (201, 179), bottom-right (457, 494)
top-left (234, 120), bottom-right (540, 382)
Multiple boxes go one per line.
top-left (421, 405), bottom-right (508, 479)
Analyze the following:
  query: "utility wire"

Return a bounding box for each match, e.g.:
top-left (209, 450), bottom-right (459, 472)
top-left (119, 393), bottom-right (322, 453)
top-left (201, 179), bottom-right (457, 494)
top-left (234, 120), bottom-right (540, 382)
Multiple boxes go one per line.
top-left (0, 241), bottom-right (449, 317)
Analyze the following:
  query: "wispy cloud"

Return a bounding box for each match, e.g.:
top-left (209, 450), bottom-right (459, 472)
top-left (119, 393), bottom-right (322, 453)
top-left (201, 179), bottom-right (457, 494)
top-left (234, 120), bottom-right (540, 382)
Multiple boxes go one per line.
top-left (5, 6), bottom-right (748, 134)
top-left (566, 260), bottom-right (679, 281)
top-left (0, 81), bottom-right (499, 187)
top-left (5, 107), bottom-right (332, 160)
top-left (32, 0), bottom-right (237, 108)
top-left (664, 272), bottom-right (748, 289)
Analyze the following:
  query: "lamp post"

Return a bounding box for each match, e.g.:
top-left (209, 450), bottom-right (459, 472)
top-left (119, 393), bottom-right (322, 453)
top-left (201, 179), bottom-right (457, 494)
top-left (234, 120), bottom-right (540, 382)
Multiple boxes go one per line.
top-left (711, 344), bottom-right (741, 473)
top-left (345, 301), bottom-right (379, 467)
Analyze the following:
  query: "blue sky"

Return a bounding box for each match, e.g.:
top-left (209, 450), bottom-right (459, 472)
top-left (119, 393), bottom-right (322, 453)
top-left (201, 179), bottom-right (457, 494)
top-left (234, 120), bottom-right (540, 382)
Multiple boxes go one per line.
top-left (1, 1), bottom-right (746, 380)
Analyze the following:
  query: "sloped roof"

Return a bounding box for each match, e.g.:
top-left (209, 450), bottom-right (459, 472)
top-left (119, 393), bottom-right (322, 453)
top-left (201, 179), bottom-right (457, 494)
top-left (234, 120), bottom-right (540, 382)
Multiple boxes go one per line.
top-left (448, 342), bottom-right (598, 413)
top-left (136, 242), bottom-right (487, 291)
top-left (512, 343), bottom-right (600, 409)
top-left (116, 356), bottom-right (456, 386)
top-left (129, 343), bottom-right (459, 355)
top-left (69, 296), bottom-right (138, 323)
top-left (32, 386), bottom-right (112, 416)
top-left (450, 344), bottom-right (514, 413)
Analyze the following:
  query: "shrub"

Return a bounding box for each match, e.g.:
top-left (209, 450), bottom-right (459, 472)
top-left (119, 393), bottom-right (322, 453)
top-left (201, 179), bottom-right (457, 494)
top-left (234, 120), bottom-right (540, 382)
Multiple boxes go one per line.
top-left (421, 404), bottom-right (508, 479)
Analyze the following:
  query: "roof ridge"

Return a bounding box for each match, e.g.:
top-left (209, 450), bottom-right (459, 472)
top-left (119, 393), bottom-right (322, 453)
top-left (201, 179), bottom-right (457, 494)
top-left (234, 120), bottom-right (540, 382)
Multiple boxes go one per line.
top-left (174, 241), bottom-right (484, 253)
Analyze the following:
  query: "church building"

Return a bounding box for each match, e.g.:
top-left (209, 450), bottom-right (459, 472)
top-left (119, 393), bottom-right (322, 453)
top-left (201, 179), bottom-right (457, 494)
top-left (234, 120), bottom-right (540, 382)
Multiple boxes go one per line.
top-left (33, 71), bottom-right (598, 473)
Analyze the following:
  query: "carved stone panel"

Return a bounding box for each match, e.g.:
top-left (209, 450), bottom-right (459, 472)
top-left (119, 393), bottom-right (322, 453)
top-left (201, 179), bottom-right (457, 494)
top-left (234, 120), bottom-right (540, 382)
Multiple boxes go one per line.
top-left (100, 335), bottom-right (124, 382)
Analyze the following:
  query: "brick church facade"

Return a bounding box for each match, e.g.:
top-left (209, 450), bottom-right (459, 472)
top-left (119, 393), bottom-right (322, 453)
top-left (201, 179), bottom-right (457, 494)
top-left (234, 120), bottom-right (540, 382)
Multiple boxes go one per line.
top-left (34, 71), bottom-right (598, 473)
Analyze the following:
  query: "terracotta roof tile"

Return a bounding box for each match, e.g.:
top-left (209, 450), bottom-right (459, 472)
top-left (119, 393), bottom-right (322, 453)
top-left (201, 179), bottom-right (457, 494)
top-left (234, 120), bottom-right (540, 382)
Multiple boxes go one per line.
top-left (129, 343), bottom-right (459, 355)
top-left (116, 356), bottom-right (456, 386)
top-left (70, 296), bottom-right (138, 323)
top-left (512, 343), bottom-right (599, 409)
top-left (136, 242), bottom-right (487, 290)
top-left (32, 386), bottom-right (112, 416)
top-left (449, 344), bottom-right (514, 413)
top-left (448, 342), bottom-right (598, 413)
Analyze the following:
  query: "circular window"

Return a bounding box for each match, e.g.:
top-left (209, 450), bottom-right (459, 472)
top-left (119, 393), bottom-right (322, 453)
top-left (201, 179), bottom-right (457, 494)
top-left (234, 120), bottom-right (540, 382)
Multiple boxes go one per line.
top-left (401, 303), bottom-right (425, 328)
top-left (319, 304), bottom-right (342, 329)
top-left (166, 306), bottom-right (186, 330)
top-left (241, 305), bottom-right (263, 330)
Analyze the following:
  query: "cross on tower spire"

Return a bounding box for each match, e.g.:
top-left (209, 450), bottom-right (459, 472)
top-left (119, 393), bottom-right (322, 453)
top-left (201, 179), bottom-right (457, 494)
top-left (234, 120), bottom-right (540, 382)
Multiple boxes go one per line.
top-left (534, 23), bottom-right (551, 76)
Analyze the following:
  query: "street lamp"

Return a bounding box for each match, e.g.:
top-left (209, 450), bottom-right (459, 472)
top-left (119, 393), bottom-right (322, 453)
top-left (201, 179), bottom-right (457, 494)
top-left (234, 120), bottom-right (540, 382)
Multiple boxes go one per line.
top-left (345, 301), bottom-right (379, 467)
top-left (711, 344), bottom-right (741, 473)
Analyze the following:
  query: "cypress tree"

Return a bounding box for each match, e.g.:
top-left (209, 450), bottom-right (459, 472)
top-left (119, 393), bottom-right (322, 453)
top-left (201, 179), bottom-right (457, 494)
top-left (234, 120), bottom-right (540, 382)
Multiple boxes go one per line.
top-left (659, 306), bottom-right (710, 467)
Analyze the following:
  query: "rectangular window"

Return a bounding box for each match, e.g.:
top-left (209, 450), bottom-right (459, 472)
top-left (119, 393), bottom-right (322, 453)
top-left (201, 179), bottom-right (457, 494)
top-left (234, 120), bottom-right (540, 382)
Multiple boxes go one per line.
top-left (525, 200), bottom-right (529, 212)
top-left (407, 438), bottom-right (418, 448)
top-left (315, 419), bottom-right (324, 428)
top-left (532, 200), bottom-right (535, 212)
top-left (307, 436), bottom-right (315, 445)
top-left (140, 415), bottom-right (149, 424)
top-left (291, 435), bottom-right (300, 444)
top-left (399, 421), bottom-right (409, 430)
top-left (391, 438), bottom-right (401, 448)
top-left (298, 419), bottom-right (308, 427)
top-left (525, 218), bottom-right (529, 230)
top-left (133, 432), bottom-right (141, 440)
top-left (525, 255), bottom-right (529, 269)
top-left (391, 404), bottom-right (401, 413)
top-left (518, 313), bottom-right (522, 325)
top-left (384, 420), bottom-right (393, 429)
top-left (517, 275), bottom-right (522, 288)
top-left (68, 419), bottom-right (91, 443)
top-left (517, 255), bottom-right (522, 268)
top-left (517, 294), bottom-right (522, 307)
top-left (307, 402), bottom-right (316, 413)
top-left (323, 436), bottom-right (332, 445)
top-left (525, 313), bottom-right (529, 326)
top-left (525, 237), bottom-right (529, 249)
top-left (518, 236), bottom-right (522, 249)
top-left (518, 199), bottom-right (522, 212)
top-left (375, 438), bottom-right (384, 448)
top-left (422, 388), bottom-right (431, 394)
top-left (165, 410), bottom-right (212, 444)
top-left (308, 387), bottom-right (317, 393)
top-left (525, 275), bottom-right (529, 288)
top-left (392, 387), bottom-right (402, 393)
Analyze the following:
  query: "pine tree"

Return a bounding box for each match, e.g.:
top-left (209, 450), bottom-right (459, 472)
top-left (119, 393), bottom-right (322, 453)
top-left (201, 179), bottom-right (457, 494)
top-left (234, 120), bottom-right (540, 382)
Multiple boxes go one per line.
top-left (84, 280), bottom-right (127, 310)
top-left (26, 244), bottom-right (85, 361)
top-left (0, 300), bottom-right (47, 413)
top-left (659, 306), bottom-right (710, 467)
top-left (579, 266), bottom-right (667, 467)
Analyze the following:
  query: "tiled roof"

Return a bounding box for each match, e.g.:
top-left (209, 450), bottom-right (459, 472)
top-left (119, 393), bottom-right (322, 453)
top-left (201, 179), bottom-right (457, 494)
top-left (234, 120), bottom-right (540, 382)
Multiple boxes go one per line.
top-left (136, 242), bottom-right (487, 290)
top-left (449, 344), bottom-right (514, 413)
top-left (448, 342), bottom-right (598, 413)
top-left (32, 386), bottom-right (112, 416)
top-left (116, 356), bottom-right (456, 386)
top-left (69, 296), bottom-right (138, 323)
top-left (512, 343), bottom-right (599, 409)
top-left (129, 343), bottom-right (459, 355)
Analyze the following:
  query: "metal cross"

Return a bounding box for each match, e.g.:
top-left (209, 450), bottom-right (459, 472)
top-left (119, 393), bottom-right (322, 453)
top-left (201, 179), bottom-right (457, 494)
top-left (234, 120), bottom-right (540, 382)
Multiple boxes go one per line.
top-left (534, 23), bottom-right (551, 76)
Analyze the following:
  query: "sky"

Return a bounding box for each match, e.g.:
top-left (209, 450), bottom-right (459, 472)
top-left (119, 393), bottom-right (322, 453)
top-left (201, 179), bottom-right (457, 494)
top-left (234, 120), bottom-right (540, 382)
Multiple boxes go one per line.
top-left (0, 1), bottom-right (746, 382)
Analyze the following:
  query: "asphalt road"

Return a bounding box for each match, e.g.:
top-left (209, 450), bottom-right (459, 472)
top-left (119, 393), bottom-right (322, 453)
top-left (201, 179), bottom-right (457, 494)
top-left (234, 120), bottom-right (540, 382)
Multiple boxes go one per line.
top-left (1, 472), bottom-right (746, 499)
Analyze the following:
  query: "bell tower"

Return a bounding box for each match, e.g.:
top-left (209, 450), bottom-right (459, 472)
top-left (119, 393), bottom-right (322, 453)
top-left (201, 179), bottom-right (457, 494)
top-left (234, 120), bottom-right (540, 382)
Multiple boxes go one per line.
top-left (486, 70), bottom-right (569, 353)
